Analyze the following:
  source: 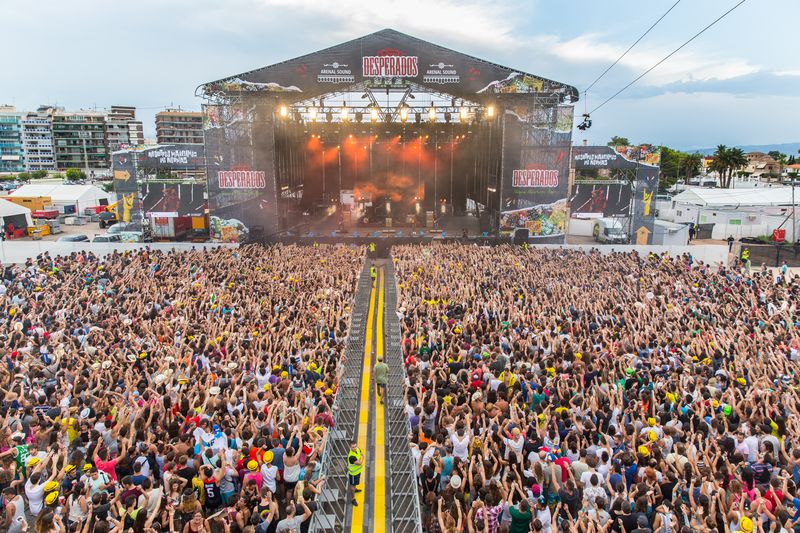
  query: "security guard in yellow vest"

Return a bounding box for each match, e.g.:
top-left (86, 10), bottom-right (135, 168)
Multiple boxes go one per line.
top-left (347, 441), bottom-right (364, 505)
top-left (370, 265), bottom-right (377, 286)
top-left (369, 242), bottom-right (376, 255)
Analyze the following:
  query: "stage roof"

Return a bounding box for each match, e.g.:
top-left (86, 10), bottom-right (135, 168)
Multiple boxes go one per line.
top-left (198, 29), bottom-right (579, 104)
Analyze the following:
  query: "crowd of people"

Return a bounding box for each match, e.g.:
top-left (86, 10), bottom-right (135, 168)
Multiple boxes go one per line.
top-left (0, 244), bottom-right (362, 533)
top-left (394, 244), bottom-right (799, 533)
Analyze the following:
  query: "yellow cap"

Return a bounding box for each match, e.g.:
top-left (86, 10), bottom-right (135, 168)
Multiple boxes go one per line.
top-left (44, 481), bottom-right (59, 493)
top-left (740, 517), bottom-right (753, 533)
top-left (83, 464), bottom-right (93, 472)
top-left (247, 460), bottom-right (258, 471)
top-left (280, 371), bottom-right (289, 379)
top-left (263, 451), bottom-right (274, 463)
top-left (324, 388), bottom-right (333, 396)
top-left (45, 491), bottom-right (59, 505)
top-left (737, 377), bottom-right (747, 386)
top-left (637, 445), bottom-right (649, 457)
top-left (27, 457), bottom-right (41, 467)
top-left (648, 431), bottom-right (657, 442)
top-left (647, 417), bottom-right (657, 426)
top-left (65, 464), bottom-right (76, 473)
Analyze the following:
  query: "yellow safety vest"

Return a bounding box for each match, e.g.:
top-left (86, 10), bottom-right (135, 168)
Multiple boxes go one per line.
top-left (370, 267), bottom-right (377, 279)
top-left (348, 448), bottom-right (363, 476)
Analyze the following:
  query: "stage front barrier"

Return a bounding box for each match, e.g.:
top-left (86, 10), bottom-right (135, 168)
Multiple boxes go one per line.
top-left (0, 242), bottom-right (235, 264)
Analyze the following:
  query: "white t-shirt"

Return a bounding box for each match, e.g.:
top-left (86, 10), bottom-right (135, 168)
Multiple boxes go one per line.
top-left (451, 433), bottom-right (470, 461)
top-left (25, 480), bottom-right (45, 516)
top-left (261, 464), bottom-right (278, 492)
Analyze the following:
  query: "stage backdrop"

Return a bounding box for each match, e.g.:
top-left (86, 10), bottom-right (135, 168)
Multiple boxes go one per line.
top-left (572, 145), bottom-right (660, 244)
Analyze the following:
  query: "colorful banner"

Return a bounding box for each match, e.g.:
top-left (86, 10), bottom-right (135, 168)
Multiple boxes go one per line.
top-left (203, 103), bottom-right (279, 243)
top-left (499, 105), bottom-right (574, 241)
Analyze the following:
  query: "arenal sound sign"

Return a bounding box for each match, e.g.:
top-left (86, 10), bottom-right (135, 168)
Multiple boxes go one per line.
top-left (362, 55), bottom-right (419, 78)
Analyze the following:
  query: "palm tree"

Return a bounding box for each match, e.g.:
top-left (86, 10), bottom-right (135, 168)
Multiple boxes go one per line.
top-left (682, 153), bottom-right (703, 184)
top-left (727, 148), bottom-right (747, 187)
top-left (710, 145), bottom-right (729, 187)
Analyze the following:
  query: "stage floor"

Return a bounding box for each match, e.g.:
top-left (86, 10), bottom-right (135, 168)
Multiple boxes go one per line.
top-left (281, 211), bottom-right (484, 238)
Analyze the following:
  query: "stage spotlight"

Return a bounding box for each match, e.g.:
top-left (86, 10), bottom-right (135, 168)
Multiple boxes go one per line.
top-left (577, 113), bottom-right (592, 131)
top-left (414, 112), bottom-right (421, 124)
top-left (486, 105), bottom-right (495, 118)
top-left (326, 111), bottom-right (333, 123)
top-left (355, 111), bottom-right (363, 123)
top-left (340, 104), bottom-right (348, 121)
top-left (444, 112), bottom-right (451, 123)
top-left (399, 107), bottom-right (409, 122)
top-left (428, 106), bottom-right (436, 122)
top-left (459, 107), bottom-right (469, 122)
top-left (279, 105), bottom-right (288, 118)
top-left (308, 107), bottom-right (318, 122)
top-left (370, 107), bottom-right (379, 122)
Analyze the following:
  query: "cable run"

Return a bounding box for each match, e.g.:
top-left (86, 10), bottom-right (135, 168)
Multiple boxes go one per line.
top-left (584, 0), bottom-right (681, 94)
top-left (589, 0), bottom-right (748, 115)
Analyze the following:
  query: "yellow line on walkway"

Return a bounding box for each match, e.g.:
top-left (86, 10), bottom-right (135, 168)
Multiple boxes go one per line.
top-left (373, 267), bottom-right (386, 533)
top-left (350, 270), bottom-right (376, 533)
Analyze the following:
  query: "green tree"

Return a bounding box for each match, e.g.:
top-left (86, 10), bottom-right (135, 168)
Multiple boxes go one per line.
top-left (681, 153), bottom-right (703, 183)
top-left (711, 145), bottom-right (747, 188)
top-left (16, 172), bottom-right (30, 181)
top-left (31, 170), bottom-right (48, 179)
top-left (659, 146), bottom-right (685, 190)
top-left (65, 168), bottom-right (86, 182)
top-left (608, 136), bottom-right (630, 147)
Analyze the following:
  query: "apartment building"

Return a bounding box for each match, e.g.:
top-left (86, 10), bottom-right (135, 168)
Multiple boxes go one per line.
top-left (21, 107), bottom-right (56, 171)
top-left (155, 109), bottom-right (204, 145)
top-left (0, 106), bottom-right (25, 173)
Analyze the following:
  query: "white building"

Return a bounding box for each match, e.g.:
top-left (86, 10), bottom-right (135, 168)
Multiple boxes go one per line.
top-left (659, 187), bottom-right (798, 241)
top-left (21, 108), bottom-right (56, 171)
top-left (9, 183), bottom-right (113, 214)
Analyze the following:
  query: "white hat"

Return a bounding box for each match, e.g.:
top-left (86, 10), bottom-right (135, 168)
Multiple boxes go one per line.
top-left (122, 318), bottom-right (132, 326)
top-left (13, 322), bottom-right (22, 332)
top-left (79, 408), bottom-right (91, 419)
top-left (126, 353), bottom-right (137, 363)
top-left (101, 360), bottom-right (112, 370)
top-left (90, 362), bottom-right (101, 370)
top-left (209, 386), bottom-right (221, 396)
top-left (154, 374), bottom-right (166, 385)
top-left (164, 356), bottom-right (175, 364)
top-left (227, 362), bottom-right (239, 370)
top-left (450, 475), bottom-right (462, 489)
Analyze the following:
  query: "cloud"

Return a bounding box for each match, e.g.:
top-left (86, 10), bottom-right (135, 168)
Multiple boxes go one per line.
top-left (530, 33), bottom-right (759, 87)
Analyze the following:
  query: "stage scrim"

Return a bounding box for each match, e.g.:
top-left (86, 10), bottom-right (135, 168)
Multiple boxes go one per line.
top-left (198, 29), bottom-right (579, 242)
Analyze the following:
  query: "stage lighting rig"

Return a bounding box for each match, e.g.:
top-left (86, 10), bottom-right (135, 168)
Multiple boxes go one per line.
top-left (399, 107), bottom-right (409, 123)
top-left (486, 105), bottom-right (495, 118)
top-left (459, 107), bottom-right (469, 122)
top-left (577, 113), bottom-right (592, 131)
top-left (308, 107), bottom-right (318, 122)
top-left (279, 105), bottom-right (288, 118)
top-left (355, 111), bottom-right (363, 123)
top-left (340, 103), bottom-right (349, 121)
top-left (370, 107), bottom-right (379, 122)
top-left (428, 106), bottom-right (436, 122)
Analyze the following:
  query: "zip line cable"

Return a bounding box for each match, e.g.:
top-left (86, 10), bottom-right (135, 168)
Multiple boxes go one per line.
top-left (584, 0), bottom-right (682, 94)
top-left (589, 0), bottom-right (748, 115)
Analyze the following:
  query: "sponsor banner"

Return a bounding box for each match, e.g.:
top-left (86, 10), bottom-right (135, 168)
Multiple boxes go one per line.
top-left (217, 170), bottom-right (267, 189)
top-left (500, 104), bottom-right (574, 240)
top-left (362, 55), bottom-right (418, 77)
top-left (203, 103), bottom-right (279, 243)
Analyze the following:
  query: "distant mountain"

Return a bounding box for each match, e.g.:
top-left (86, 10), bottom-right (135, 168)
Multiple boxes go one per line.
top-left (678, 142), bottom-right (800, 156)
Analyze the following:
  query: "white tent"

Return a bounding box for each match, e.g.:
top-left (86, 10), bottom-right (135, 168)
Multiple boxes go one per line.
top-left (0, 199), bottom-right (33, 229)
top-left (672, 187), bottom-right (794, 208)
top-left (9, 184), bottom-right (113, 214)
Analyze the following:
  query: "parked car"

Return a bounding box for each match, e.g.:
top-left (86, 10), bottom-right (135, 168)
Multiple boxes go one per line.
top-left (92, 234), bottom-right (121, 243)
top-left (57, 234), bottom-right (90, 242)
top-left (105, 223), bottom-right (128, 235)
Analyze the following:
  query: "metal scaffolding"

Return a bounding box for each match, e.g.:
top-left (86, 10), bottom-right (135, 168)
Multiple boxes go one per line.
top-left (309, 261), bottom-right (371, 533)
top-left (382, 260), bottom-right (424, 533)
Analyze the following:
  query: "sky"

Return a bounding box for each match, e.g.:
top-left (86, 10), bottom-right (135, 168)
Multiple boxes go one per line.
top-left (3, 0), bottom-right (798, 149)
